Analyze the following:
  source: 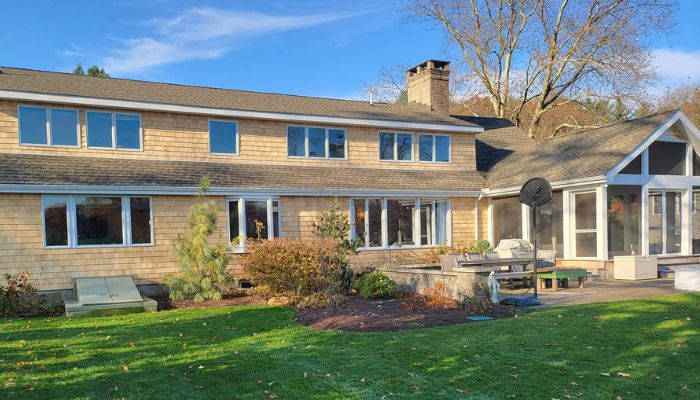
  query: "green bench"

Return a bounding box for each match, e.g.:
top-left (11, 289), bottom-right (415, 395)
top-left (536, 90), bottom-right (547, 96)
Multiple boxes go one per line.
top-left (536, 268), bottom-right (588, 291)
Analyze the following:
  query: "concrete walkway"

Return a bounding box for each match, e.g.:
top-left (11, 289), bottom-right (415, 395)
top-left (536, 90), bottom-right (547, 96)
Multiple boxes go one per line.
top-left (501, 278), bottom-right (680, 307)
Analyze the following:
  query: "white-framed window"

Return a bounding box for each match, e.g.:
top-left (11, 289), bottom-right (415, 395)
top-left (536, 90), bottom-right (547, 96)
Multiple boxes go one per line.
top-left (286, 126), bottom-right (347, 159)
top-left (209, 119), bottom-right (238, 155)
top-left (350, 197), bottom-right (449, 250)
top-left (18, 105), bottom-right (80, 147)
top-left (379, 132), bottom-right (413, 161)
top-left (41, 195), bottom-right (153, 248)
top-left (86, 111), bottom-right (142, 150)
top-left (418, 134), bottom-right (451, 163)
top-left (227, 198), bottom-right (281, 250)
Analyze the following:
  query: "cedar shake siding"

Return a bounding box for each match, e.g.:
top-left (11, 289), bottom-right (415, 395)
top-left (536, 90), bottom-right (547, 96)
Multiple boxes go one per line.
top-left (0, 194), bottom-right (482, 291)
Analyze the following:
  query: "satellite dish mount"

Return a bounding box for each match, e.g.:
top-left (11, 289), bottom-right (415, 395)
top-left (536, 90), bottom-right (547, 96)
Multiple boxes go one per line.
top-left (519, 177), bottom-right (553, 299)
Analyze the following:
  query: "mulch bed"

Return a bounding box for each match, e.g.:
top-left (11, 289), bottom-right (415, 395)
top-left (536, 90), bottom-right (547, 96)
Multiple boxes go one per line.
top-left (295, 295), bottom-right (522, 332)
top-left (154, 290), bottom-right (265, 311)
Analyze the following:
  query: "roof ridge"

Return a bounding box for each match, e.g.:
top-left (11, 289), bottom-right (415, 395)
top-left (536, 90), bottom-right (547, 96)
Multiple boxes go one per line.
top-left (0, 65), bottom-right (420, 109)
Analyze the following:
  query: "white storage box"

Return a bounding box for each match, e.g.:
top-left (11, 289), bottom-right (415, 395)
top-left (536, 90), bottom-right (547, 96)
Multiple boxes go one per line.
top-left (613, 256), bottom-right (658, 280)
top-left (675, 267), bottom-right (700, 291)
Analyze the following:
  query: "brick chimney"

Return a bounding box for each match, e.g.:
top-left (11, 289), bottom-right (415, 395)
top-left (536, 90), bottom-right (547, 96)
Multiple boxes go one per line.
top-left (406, 60), bottom-right (451, 114)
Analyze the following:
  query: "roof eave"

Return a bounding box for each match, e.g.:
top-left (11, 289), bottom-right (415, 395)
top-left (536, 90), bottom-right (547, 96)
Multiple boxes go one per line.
top-left (0, 183), bottom-right (482, 197)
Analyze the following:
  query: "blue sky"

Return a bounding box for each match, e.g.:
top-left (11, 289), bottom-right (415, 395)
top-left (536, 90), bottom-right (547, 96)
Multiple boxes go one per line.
top-left (2, 0), bottom-right (700, 99)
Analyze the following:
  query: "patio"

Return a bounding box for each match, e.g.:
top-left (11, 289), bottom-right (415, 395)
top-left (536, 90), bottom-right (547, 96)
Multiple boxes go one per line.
top-left (501, 278), bottom-right (678, 307)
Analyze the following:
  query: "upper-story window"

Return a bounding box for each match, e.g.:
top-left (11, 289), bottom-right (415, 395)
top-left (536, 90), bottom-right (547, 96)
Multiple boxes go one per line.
top-left (379, 132), bottom-right (413, 161)
top-left (209, 120), bottom-right (238, 155)
top-left (86, 111), bottom-right (142, 150)
top-left (286, 126), bottom-right (347, 159)
top-left (18, 105), bottom-right (79, 147)
top-left (419, 134), bottom-right (450, 163)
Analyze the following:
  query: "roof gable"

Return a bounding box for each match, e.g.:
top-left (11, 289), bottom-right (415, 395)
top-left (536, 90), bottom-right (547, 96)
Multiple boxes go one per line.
top-left (485, 111), bottom-right (681, 191)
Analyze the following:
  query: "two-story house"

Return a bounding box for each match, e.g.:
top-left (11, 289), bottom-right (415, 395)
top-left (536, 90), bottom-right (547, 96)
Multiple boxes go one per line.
top-left (2, 59), bottom-right (700, 293)
top-left (0, 60), bottom-right (491, 292)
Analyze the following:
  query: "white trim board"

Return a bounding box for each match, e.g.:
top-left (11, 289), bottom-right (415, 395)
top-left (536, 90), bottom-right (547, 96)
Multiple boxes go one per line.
top-left (0, 90), bottom-right (483, 134)
top-left (484, 176), bottom-right (606, 197)
top-left (0, 184), bottom-right (482, 198)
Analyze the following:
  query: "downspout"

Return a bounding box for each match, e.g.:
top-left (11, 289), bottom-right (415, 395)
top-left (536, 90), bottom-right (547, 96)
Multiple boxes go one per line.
top-left (474, 192), bottom-right (484, 241)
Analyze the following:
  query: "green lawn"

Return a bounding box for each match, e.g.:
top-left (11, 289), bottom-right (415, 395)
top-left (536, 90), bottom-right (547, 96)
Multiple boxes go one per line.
top-left (1, 294), bottom-right (698, 400)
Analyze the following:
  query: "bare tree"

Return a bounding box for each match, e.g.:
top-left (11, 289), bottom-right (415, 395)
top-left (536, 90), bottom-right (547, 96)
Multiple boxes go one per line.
top-left (408, 0), bottom-right (676, 137)
top-left (657, 84), bottom-right (700, 127)
top-left (361, 64), bottom-right (409, 104)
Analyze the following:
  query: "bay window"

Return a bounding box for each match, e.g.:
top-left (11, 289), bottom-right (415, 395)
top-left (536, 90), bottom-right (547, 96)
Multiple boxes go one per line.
top-left (227, 198), bottom-right (281, 249)
top-left (351, 198), bottom-right (449, 249)
top-left (42, 195), bottom-right (152, 248)
top-left (287, 126), bottom-right (347, 159)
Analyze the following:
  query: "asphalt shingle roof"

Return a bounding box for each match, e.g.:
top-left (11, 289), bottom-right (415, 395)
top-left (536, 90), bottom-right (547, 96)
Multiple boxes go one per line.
top-left (0, 67), bottom-right (478, 128)
top-left (0, 153), bottom-right (485, 192)
top-left (484, 111), bottom-right (677, 190)
top-left (453, 116), bottom-right (533, 172)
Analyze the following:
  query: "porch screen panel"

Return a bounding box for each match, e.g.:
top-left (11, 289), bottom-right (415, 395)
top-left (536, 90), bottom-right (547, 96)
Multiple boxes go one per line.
top-left (574, 192), bottom-right (597, 257)
top-left (648, 191), bottom-right (663, 254)
top-left (387, 199), bottom-right (415, 246)
top-left (535, 191), bottom-right (563, 257)
top-left (492, 196), bottom-right (522, 245)
top-left (666, 192), bottom-right (682, 254)
top-left (607, 186), bottom-right (641, 256)
top-left (649, 141), bottom-right (686, 175)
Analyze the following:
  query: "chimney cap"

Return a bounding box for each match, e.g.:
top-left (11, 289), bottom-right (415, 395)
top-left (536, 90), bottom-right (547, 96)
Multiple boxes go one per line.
top-left (407, 60), bottom-right (450, 74)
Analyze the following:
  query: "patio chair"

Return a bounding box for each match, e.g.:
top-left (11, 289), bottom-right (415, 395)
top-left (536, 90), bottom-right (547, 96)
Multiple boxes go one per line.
top-left (439, 254), bottom-right (461, 272)
top-left (466, 252), bottom-right (483, 261)
top-left (510, 250), bottom-right (534, 272)
top-left (484, 252), bottom-right (500, 260)
top-left (537, 250), bottom-right (557, 269)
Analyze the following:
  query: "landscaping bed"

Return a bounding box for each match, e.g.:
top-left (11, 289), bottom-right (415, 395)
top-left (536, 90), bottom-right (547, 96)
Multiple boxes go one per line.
top-left (153, 290), bottom-right (264, 310)
top-left (295, 294), bottom-right (520, 332)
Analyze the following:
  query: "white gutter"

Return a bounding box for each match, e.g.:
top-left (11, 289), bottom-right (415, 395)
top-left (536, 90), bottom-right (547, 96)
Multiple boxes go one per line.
top-left (0, 184), bottom-right (482, 197)
top-left (0, 90), bottom-right (484, 134)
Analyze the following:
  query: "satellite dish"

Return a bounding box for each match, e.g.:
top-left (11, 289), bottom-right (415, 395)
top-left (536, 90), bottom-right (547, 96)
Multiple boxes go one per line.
top-left (519, 177), bottom-right (552, 207)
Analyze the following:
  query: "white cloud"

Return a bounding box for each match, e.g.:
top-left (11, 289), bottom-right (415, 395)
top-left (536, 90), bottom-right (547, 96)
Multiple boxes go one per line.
top-left (102, 7), bottom-right (359, 74)
top-left (651, 48), bottom-right (700, 85)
